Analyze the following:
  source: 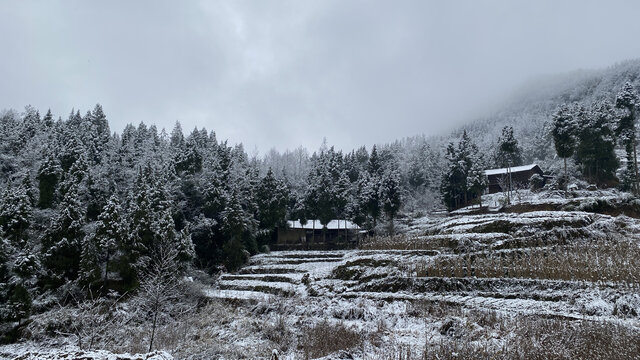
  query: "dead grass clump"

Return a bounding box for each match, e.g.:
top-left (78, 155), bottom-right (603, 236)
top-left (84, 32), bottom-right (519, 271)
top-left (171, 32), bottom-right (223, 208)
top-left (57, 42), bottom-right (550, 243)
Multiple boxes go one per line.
top-left (298, 320), bottom-right (363, 359)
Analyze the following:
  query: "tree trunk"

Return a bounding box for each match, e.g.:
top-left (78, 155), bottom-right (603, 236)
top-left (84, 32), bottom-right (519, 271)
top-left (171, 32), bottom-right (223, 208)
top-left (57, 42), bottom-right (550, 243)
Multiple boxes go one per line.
top-left (564, 157), bottom-right (568, 198)
top-left (463, 189), bottom-right (468, 207)
top-left (509, 166), bottom-right (513, 203)
top-left (345, 220), bottom-right (348, 245)
top-left (149, 300), bottom-right (159, 352)
top-left (634, 142), bottom-right (639, 194)
top-left (103, 250), bottom-right (110, 287)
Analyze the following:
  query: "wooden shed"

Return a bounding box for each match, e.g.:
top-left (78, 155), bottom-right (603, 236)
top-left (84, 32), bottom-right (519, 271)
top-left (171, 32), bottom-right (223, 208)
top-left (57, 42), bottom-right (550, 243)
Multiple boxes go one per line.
top-left (484, 164), bottom-right (545, 194)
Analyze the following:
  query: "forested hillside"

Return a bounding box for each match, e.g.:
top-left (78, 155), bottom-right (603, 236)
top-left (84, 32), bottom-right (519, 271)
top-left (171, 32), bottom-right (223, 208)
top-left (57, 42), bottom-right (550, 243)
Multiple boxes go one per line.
top-left (0, 104), bottom-right (417, 324)
top-left (1, 58), bottom-right (640, 330)
top-left (455, 59), bottom-right (640, 166)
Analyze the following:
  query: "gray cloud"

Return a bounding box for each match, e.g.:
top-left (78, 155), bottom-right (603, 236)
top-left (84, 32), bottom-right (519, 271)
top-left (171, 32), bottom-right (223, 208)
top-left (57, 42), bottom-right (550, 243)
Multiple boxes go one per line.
top-left (2, 0), bottom-right (640, 152)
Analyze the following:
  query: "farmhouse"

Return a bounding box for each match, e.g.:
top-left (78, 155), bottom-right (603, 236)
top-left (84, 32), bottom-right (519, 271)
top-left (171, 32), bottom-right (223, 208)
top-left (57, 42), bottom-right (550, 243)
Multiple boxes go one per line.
top-left (274, 219), bottom-right (361, 250)
top-left (484, 164), bottom-right (545, 194)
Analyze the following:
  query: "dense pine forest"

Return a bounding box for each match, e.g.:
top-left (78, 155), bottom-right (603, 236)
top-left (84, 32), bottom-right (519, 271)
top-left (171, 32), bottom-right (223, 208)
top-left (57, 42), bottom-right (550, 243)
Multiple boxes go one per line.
top-left (0, 102), bottom-right (432, 323)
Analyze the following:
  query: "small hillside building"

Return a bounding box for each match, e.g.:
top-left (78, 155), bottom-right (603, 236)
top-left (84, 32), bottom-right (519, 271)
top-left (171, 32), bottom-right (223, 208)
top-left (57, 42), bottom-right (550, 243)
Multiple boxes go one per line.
top-left (484, 164), bottom-right (545, 194)
top-left (274, 219), bottom-right (361, 250)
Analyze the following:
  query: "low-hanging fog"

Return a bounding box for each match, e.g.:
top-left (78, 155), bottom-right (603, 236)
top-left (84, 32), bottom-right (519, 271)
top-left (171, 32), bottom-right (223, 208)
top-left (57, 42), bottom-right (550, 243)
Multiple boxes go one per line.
top-left (2, 0), bottom-right (640, 152)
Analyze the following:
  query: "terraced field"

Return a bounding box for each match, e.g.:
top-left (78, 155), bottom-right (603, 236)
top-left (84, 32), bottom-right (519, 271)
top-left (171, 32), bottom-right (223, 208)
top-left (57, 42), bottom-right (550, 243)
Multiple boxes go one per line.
top-left (5, 209), bottom-right (640, 359)
top-left (197, 210), bottom-right (640, 358)
top-left (208, 212), bottom-right (640, 324)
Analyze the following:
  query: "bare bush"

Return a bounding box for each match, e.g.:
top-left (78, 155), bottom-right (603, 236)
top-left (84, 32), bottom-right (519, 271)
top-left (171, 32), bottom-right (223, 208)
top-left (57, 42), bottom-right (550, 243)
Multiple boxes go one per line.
top-left (264, 314), bottom-right (294, 352)
top-left (298, 320), bottom-right (363, 359)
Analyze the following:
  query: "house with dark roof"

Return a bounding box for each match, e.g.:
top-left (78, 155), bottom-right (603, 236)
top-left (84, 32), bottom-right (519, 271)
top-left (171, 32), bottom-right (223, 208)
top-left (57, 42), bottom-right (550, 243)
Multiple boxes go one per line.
top-left (484, 164), bottom-right (545, 194)
top-left (274, 219), bottom-right (361, 250)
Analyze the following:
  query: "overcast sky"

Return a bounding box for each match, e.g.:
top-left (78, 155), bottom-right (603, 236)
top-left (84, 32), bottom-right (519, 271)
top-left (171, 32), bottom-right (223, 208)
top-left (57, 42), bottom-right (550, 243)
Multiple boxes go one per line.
top-left (2, 1), bottom-right (640, 153)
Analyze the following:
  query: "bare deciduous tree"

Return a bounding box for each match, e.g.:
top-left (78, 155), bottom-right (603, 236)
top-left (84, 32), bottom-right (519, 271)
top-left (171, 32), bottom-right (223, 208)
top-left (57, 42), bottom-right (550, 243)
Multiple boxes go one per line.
top-left (136, 245), bottom-right (181, 353)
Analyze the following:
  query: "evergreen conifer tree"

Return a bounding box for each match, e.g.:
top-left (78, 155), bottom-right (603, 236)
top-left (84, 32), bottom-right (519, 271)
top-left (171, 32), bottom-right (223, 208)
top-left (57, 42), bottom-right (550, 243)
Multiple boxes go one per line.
top-left (615, 82), bottom-right (639, 193)
top-left (552, 104), bottom-right (578, 191)
top-left (0, 183), bottom-right (32, 244)
top-left (575, 101), bottom-right (619, 185)
top-left (256, 168), bottom-right (289, 231)
top-left (93, 195), bottom-right (127, 286)
top-left (37, 153), bottom-right (61, 209)
top-left (440, 131), bottom-right (480, 210)
top-left (380, 168), bottom-right (401, 233)
top-left (494, 126), bottom-right (523, 168)
top-left (41, 183), bottom-right (86, 287)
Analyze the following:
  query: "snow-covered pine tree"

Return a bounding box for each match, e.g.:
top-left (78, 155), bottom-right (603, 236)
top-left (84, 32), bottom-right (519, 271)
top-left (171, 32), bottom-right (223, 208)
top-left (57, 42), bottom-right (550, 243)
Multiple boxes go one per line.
top-left (575, 101), bottom-right (618, 185)
top-left (345, 177), bottom-right (367, 228)
top-left (12, 249), bottom-right (39, 285)
top-left (79, 234), bottom-right (102, 288)
top-left (6, 283), bottom-right (31, 324)
top-left (440, 131), bottom-right (480, 210)
top-left (92, 195), bottom-right (127, 286)
top-left (0, 237), bottom-right (11, 313)
top-left (170, 121), bottom-right (185, 149)
top-left (59, 131), bottom-right (86, 173)
top-left (19, 106), bottom-right (42, 150)
top-left (58, 152), bottom-right (89, 201)
top-left (37, 152), bottom-right (62, 209)
top-left (551, 104), bottom-right (578, 191)
top-left (333, 169), bottom-right (351, 220)
top-left (256, 168), bottom-right (289, 231)
top-left (494, 126), bottom-right (523, 168)
top-left (40, 182), bottom-right (86, 287)
top-left (220, 190), bottom-right (252, 271)
top-left (379, 168), bottom-right (401, 233)
top-left (440, 142), bottom-right (464, 211)
top-left (175, 130), bottom-right (203, 174)
top-left (90, 104), bottom-right (111, 163)
top-left (466, 155), bottom-right (488, 208)
top-left (407, 142), bottom-right (430, 190)
top-left (615, 82), bottom-right (639, 193)
top-left (359, 171), bottom-right (381, 229)
top-left (304, 150), bottom-right (336, 230)
top-left (0, 182), bottom-right (32, 244)
top-left (126, 164), bottom-right (194, 285)
top-left (368, 145), bottom-right (382, 177)
top-left (42, 109), bottom-right (54, 128)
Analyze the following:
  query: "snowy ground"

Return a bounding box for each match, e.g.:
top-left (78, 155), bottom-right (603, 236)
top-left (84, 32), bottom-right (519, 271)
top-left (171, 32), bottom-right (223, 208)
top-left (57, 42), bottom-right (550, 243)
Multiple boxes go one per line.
top-left (197, 208), bottom-right (640, 358)
top-left (0, 342), bottom-right (172, 360)
top-left (451, 187), bottom-right (638, 214)
top-left (3, 197), bottom-right (640, 358)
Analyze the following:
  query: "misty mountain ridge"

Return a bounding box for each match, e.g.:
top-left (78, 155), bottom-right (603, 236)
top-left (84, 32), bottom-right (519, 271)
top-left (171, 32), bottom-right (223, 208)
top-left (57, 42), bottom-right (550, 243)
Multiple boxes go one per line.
top-left (447, 58), bottom-right (640, 153)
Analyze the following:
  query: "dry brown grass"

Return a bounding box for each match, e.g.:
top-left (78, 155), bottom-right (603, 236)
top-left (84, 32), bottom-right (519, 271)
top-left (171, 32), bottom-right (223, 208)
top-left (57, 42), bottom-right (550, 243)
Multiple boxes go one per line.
top-left (423, 315), bottom-right (640, 360)
top-left (360, 234), bottom-right (447, 251)
top-left (421, 238), bottom-right (640, 286)
top-left (298, 320), bottom-right (363, 359)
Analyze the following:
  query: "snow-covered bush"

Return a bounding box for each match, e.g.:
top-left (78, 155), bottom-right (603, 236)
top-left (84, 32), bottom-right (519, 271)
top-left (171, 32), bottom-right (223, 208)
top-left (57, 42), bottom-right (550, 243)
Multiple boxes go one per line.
top-left (576, 294), bottom-right (614, 316)
top-left (614, 294), bottom-right (640, 317)
top-left (529, 173), bottom-right (544, 191)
